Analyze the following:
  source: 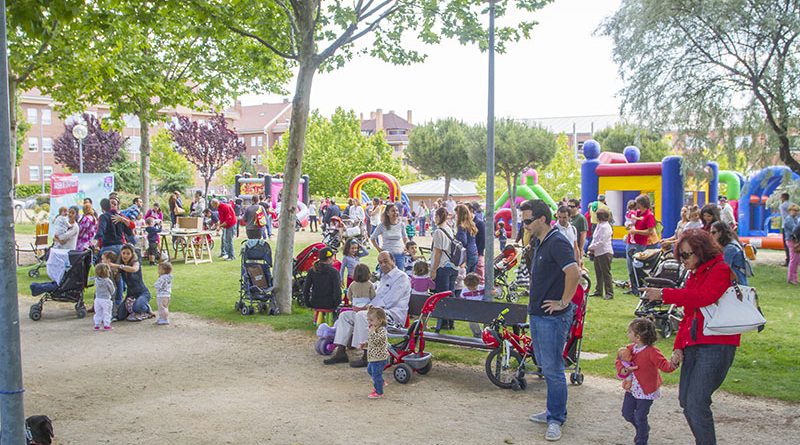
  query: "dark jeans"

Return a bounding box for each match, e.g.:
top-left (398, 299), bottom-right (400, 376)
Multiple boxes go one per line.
top-left (622, 392), bottom-right (653, 445)
top-left (530, 304), bottom-right (574, 425)
top-left (679, 344), bottom-right (737, 445)
top-left (116, 289), bottom-right (152, 320)
top-left (433, 266), bottom-right (457, 331)
top-left (417, 216), bottom-right (427, 236)
top-left (783, 230), bottom-right (790, 263)
top-left (627, 243), bottom-right (648, 295)
top-left (466, 253), bottom-right (478, 274)
top-left (593, 253), bottom-right (613, 297)
top-left (309, 216), bottom-right (318, 232)
top-left (367, 360), bottom-right (387, 395)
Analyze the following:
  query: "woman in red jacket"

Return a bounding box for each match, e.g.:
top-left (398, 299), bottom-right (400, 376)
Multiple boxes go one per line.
top-left (643, 229), bottom-right (739, 445)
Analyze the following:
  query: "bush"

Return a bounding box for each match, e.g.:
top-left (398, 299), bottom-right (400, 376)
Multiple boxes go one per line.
top-left (15, 184), bottom-right (49, 198)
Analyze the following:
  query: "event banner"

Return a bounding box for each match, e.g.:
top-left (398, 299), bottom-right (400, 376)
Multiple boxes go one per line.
top-left (48, 173), bottom-right (115, 237)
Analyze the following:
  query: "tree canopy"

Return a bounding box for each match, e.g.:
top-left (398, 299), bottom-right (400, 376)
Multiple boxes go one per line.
top-left (592, 123), bottom-right (672, 163)
top-left (150, 129), bottom-right (196, 194)
top-left (266, 108), bottom-right (401, 198)
top-left (599, 0), bottom-right (800, 174)
top-left (538, 134), bottom-right (581, 202)
top-left (406, 119), bottom-right (482, 199)
top-left (53, 113), bottom-right (126, 173)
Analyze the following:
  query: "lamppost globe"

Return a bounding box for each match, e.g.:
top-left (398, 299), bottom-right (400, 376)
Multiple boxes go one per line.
top-left (72, 124), bottom-right (88, 173)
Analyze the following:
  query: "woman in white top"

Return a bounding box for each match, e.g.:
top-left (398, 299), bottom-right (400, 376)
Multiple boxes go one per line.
top-left (588, 209), bottom-right (614, 299)
top-left (370, 204), bottom-right (408, 269)
top-left (349, 199), bottom-right (366, 226)
top-left (53, 206), bottom-right (80, 250)
top-left (430, 207), bottom-right (459, 290)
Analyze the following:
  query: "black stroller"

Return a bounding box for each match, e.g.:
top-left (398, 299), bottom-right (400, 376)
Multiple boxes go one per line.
top-left (632, 248), bottom-right (686, 338)
top-left (236, 239), bottom-right (279, 316)
top-left (28, 249), bottom-right (92, 321)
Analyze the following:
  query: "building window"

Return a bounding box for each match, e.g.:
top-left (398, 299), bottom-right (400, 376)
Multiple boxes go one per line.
top-left (28, 137), bottom-right (38, 151)
top-left (250, 136), bottom-right (257, 147)
top-left (42, 137), bottom-right (53, 152)
top-left (257, 154), bottom-right (262, 165)
top-left (257, 136), bottom-right (263, 147)
top-left (41, 109), bottom-right (52, 125)
top-left (250, 155), bottom-right (257, 165)
top-left (43, 166), bottom-right (53, 180)
top-left (387, 129), bottom-right (407, 136)
top-left (238, 137), bottom-right (245, 145)
top-left (29, 166), bottom-right (40, 181)
top-left (27, 108), bottom-right (37, 124)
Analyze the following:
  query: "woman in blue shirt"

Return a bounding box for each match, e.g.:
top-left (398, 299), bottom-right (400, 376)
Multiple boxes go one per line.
top-left (455, 205), bottom-right (479, 273)
top-left (710, 221), bottom-right (748, 285)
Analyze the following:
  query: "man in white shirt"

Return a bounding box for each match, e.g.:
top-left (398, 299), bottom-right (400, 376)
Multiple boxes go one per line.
top-left (324, 252), bottom-right (411, 367)
top-left (556, 206), bottom-right (582, 265)
top-left (718, 195), bottom-right (736, 229)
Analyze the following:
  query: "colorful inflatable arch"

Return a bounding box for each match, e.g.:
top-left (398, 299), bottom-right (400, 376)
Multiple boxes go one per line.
top-left (349, 172), bottom-right (409, 205)
top-left (737, 166), bottom-right (799, 249)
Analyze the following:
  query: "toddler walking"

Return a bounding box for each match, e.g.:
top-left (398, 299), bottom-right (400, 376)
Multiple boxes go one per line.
top-left (154, 262), bottom-right (173, 325)
top-left (93, 263), bottom-right (115, 331)
top-left (615, 318), bottom-right (678, 445)
top-left (364, 306), bottom-right (389, 399)
top-left (347, 263), bottom-right (375, 309)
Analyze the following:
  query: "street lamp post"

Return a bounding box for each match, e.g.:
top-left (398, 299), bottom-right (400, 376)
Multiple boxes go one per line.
top-left (72, 123), bottom-right (88, 173)
top-left (484, 0), bottom-right (496, 292)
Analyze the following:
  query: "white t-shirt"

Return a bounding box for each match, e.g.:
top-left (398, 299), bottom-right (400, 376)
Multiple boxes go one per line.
top-left (369, 204), bottom-right (384, 225)
top-left (370, 222), bottom-right (406, 254)
top-left (683, 220), bottom-right (703, 231)
top-left (349, 205), bottom-right (365, 223)
top-left (556, 222), bottom-right (577, 246)
top-left (432, 225), bottom-right (457, 270)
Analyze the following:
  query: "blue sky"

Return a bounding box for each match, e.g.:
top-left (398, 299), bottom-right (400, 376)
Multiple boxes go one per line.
top-left (241, 0), bottom-right (623, 124)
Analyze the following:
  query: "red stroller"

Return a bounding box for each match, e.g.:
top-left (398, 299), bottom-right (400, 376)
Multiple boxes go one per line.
top-left (292, 242), bottom-right (341, 307)
top-left (493, 244), bottom-right (522, 302)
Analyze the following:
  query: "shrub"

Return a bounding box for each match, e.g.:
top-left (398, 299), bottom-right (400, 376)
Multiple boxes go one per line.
top-left (15, 184), bottom-right (49, 198)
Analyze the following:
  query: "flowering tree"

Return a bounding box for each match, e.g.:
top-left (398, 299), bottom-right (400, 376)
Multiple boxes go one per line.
top-left (169, 113), bottom-right (245, 196)
top-left (53, 113), bottom-right (126, 173)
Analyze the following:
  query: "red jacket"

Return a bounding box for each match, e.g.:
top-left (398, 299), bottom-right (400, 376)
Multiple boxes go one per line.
top-left (662, 254), bottom-right (741, 350)
top-left (217, 202), bottom-right (237, 228)
top-left (615, 344), bottom-right (676, 395)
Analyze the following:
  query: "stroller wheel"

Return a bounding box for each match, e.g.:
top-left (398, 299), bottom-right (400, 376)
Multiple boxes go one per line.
top-left (28, 268), bottom-right (39, 278)
top-left (318, 338), bottom-right (335, 355)
top-left (570, 372), bottom-right (584, 386)
top-left (75, 304), bottom-right (87, 319)
top-left (660, 319), bottom-right (673, 339)
top-left (417, 360), bottom-right (433, 375)
top-left (268, 306), bottom-right (279, 316)
top-left (393, 363), bottom-right (413, 384)
top-left (29, 304), bottom-right (42, 321)
top-left (258, 302), bottom-right (267, 313)
top-left (314, 338), bottom-right (325, 355)
top-left (240, 305), bottom-right (251, 316)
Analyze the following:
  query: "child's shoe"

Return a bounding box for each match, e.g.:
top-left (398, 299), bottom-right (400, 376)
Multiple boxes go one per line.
top-left (367, 390), bottom-right (384, 399)
top-left (157, 319), bottom-right (170, 325)
top-left (94, 325), bottom-right (100, 331)
top-left (103, 325), bottom-right (113, 331)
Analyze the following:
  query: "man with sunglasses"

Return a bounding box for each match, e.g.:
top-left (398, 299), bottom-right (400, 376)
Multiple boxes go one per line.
top-left (567, 199), bottom-right (587, 254)
top-left (522, 199), bottom-right (580, 442)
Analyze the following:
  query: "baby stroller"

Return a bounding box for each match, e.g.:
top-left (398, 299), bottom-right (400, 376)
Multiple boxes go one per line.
top-left (292, 242), bottom-right (343, 307)
top-left (236, 239), bottom-right (279, 316)
top-left (510, 245), bottom-right (531, 291)
top-left (632, 248), bottom-right (686, 338)
top-left (28, 249), bottom-right (92, 321)
top-left (493, 244), bottom-right (523, 302)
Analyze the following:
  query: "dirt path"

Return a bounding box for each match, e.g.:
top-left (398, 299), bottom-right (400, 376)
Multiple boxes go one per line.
top-left (17, 296), bottom-right (799, 445)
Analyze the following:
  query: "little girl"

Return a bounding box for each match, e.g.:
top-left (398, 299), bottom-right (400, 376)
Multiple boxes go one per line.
top-left (347, 263), bottom-right (375, 309)
top-left (93, 263), bottom-right (116, 331)
top-left (409, 261), bottom-right (435, 298)
top-left (682, 205), bottom-right (703, 231)
top-left (365, 306), bottom-right (389, 399)
top-left (340, 239), bottom-right (368, 288)
top-left (615, 318), bottom-right (677, 445)
top-left (154, 262), bottom-right (173, 325)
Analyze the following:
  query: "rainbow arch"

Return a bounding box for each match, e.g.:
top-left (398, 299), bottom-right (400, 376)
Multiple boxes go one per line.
top-left (349, 172), bottom-right (403, 203)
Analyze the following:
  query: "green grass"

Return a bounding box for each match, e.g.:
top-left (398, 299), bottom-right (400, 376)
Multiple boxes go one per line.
top-left (14, 223), bottom-right (37, 237)
top-left (14, 230), bottom-right (800, 402)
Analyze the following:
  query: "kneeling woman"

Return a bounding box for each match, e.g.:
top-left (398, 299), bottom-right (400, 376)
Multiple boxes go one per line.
top-left (112, 244), bottom-right (155, 321)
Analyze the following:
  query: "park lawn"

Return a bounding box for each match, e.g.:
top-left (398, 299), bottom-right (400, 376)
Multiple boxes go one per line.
top-left (14, 229), bottom-right (800, 402)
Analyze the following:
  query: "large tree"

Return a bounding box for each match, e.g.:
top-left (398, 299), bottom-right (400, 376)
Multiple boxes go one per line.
top-left (470, 119), bottom-right (557, 238)
top-left (170, 113), bottom-right (246, 196)
top-left (593, 123), bottom-right (672, 163)
top-left (150, 129), bottom-right (196, 194)
top-left (53, 113), bottom-right (126, 173)
top-left (538, 134), bottom-right (581, 203)
top-left (599, 0), bottom-right (800, 174)
top-left (266, 108), bottom-right (402, 197)
top-left (406, 119), bottom-right (482, 200)
top-left (49, 0), bottom-right (289, 209)
top-left (196, 0), bottom-right (553, 314)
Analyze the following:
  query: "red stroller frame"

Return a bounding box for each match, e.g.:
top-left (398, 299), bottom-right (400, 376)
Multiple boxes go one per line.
top-left (292, 242), bottom-right (342, 307)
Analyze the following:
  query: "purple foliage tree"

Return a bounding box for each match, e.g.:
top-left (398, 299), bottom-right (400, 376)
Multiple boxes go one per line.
top-left (169, 113), bottom-right (245, 196)
top-left (53, 113), bottom-right (126, 173)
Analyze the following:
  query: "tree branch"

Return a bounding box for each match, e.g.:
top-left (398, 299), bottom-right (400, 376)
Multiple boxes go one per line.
top-left (317, 0), bottom-right (400, 60)
top-left (226, 24), bottom-right (298, 60)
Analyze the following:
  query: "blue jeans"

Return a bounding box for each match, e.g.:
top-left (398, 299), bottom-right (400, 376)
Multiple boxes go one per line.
top-left (530, 304), bottom-right (575, 425)
top-left (418, 216), bottom-right (427, 236)
top-left (679, 344), bottom-right (736, 445)
top-left (222, 226), bottom-right (235, 259)
top-left (392, 252), bottom-right (406, 271)
top-left (466, 253), bottom-right (478, 274)
top-left (116, 289), bottom-right (151, 320)
top-left (367, 360), bottom-right (387, 395)
top-left (434, 266), bottom-right (458, 331)
top-left (622, 392), bottom-right (653, 445)
top-left (627, 243), bottom-right (648, 295)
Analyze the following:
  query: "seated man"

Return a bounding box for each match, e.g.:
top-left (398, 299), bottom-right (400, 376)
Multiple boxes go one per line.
top-left (324, 251), bottom-right (411, 368)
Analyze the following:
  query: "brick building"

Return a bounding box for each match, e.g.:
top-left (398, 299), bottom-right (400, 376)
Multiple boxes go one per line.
top-left (360, 109), bottom-right (414, 157)
top-left (227, 99), bottom-right (292, 167)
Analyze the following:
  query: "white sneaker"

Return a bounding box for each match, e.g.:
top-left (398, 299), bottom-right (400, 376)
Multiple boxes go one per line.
top-left (219, 254), bottom-right (228, 259)
top-left (545, 422), bottom-right (562, 441)
top-left (529, 411), bottom-right (547, 424)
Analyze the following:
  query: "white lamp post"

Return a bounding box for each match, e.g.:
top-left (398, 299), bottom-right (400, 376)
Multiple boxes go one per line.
top-left (72, 123), bottom-right (88, 173)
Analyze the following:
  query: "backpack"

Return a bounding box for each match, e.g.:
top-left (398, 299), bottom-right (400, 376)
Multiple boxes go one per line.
top-left (439, 227), bottom-right (465, 266)
top-left (742, 242), bottom-right (757, 261)
top-left (732, 241), bottom-right (755, 278)
top-left (255, 207), bottom-right (267, 228)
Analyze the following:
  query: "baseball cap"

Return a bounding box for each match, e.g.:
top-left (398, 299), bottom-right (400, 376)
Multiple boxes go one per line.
top-left (318, 247), bottom-right (334, 260)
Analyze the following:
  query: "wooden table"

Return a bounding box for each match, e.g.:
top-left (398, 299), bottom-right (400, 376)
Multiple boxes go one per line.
top-left (159, 230), bottom-right (215, 265)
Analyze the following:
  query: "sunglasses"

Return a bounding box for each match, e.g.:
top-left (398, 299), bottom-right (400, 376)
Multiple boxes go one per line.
top-left (522, 218), bottom-right (536, 226)
top-left (678, 251), bottom-right (694, 260)
top-left (568, 205), bottom-right (576, 208)
top-left (710, 230), bottom-right (718, 234)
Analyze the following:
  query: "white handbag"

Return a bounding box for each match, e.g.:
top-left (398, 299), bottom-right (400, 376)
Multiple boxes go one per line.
top-left (699, 283), bottom-right (766, 336)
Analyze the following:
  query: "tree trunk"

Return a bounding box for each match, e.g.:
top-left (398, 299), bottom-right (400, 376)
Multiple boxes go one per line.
top-left (204, 177), bottom-right (211, 199)
top-left (8, 80), bottom-right (18, 190)
top-left (273, 57), bottom-right (318, 315)
top-left (443, 175), bottom-right (451, 201)
top-left (777, 132), bottom-right (800, 174)
top-left (505, 174), bottom-right (517, 239)
top-left (138, 114), bottom-right (151, 209)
